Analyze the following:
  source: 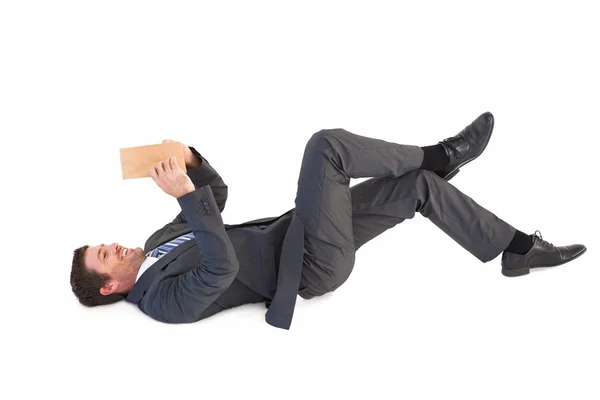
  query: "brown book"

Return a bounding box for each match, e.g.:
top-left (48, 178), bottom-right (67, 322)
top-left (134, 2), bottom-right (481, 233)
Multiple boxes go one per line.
top-left (119, 142), bottom-right (187, 180)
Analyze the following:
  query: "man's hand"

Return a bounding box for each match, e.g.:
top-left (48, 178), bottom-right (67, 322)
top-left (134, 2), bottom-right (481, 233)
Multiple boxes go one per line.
top-left (162, 139), bottom-right (200, 168)
top-left (149, 156), bottom-right (195, 199)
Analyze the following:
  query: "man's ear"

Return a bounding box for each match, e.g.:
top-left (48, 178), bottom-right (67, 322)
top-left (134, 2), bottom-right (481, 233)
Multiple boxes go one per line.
top-left (99, 279), bottom-right (119, 296)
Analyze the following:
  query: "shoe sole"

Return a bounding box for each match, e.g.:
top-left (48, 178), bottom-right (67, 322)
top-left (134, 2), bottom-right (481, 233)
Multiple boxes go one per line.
top-left (501, 247), bottom-right (588, 277)
top-left (442, 113), bottom-right (495, 181)
top-left (444, 168), bottom-right (460, 180)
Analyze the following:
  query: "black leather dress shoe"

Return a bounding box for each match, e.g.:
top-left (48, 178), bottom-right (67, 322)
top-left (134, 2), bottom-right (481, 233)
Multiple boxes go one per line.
top-left (501, 231), bottom-right (587, 277)
top-left (437, 112), bottom-right (495, 181)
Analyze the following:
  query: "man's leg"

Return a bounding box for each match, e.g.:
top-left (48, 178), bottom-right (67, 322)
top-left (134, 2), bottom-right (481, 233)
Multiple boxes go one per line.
top-left (294, 128), bottom-right (421, 298)
top-left (294, 128), bottom-right (515, 299)
top-left (349, 171), bottom-right (587, 277)
top-left (349, 172), bottom-right (515, 253)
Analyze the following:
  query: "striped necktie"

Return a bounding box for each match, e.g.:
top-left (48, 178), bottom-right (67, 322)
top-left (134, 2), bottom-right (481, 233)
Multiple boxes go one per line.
top-left (146, 232), bottom-right (195, 258)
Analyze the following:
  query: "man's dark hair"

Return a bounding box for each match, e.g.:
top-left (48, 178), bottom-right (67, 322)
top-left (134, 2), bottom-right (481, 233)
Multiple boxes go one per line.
top-left (70, 245), bottom-right (126, 306)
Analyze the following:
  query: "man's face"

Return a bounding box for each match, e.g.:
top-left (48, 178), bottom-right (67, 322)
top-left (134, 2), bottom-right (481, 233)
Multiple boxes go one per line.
top-left (83, 243), bottom-right (146, 294)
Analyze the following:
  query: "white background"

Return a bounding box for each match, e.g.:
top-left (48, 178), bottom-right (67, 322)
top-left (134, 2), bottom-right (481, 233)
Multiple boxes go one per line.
top-left (1, 1), bottom-right (598, 399)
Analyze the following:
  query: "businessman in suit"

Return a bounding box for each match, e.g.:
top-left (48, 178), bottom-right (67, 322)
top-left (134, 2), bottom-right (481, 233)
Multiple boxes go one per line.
top-left (70, 112), bottom-right (587, 329)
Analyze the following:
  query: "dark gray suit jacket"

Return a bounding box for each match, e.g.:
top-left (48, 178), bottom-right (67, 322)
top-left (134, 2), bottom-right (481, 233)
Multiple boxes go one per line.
top-left (125, 147), bottom-right (300, 327)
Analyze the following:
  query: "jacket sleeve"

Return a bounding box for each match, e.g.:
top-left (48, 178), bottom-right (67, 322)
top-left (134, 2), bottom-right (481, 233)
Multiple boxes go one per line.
top-left (171, 146), bottom-right (228, 224)
top-left (140, 185), bottom-right (240, 323)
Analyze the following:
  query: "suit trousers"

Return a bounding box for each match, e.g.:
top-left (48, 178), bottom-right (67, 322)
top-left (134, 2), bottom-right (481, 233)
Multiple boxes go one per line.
top-left (294, 128), bottom-right (516, 299)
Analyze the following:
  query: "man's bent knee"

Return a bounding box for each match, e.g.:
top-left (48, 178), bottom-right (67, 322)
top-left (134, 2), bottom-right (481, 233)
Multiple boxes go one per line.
top-left (305, 128), bottom-right (349, 154)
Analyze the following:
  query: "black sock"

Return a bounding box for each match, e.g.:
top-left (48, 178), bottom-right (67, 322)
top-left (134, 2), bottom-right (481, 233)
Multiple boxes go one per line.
top-left (504, 230), bottom-right (533, 255)
top-left (420, 145), bottom-right (450, 171)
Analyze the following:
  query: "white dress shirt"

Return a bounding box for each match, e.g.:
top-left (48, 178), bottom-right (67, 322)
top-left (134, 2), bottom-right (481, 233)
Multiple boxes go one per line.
top-left (136, 255), bottom-right (159, 282)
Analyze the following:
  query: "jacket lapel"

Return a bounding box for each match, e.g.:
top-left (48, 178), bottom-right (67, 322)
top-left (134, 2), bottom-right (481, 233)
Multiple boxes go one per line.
top-left (126, 234), bottom-right (196, 304)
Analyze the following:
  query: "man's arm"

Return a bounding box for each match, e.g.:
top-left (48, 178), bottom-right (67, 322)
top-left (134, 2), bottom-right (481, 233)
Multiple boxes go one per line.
top-left (185, 146), bottom-right (228, 212)
top-left (165, 140), bottom-right (228, 224)
top-left (142, 158), bottom-right (239, 323)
